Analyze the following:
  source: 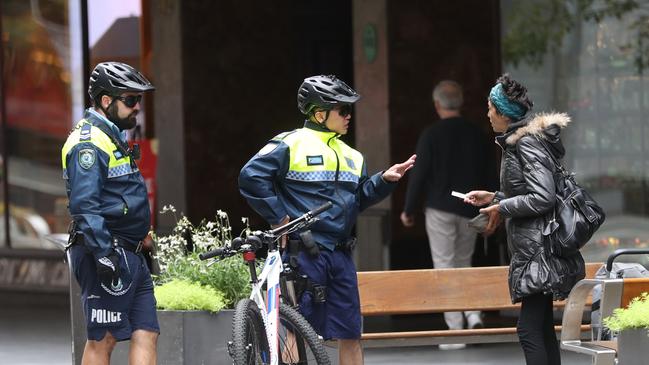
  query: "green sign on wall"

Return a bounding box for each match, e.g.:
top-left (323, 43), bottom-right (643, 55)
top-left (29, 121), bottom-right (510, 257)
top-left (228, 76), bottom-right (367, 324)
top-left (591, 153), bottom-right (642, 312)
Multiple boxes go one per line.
top-left (363, 24), bottom-right (378, 63)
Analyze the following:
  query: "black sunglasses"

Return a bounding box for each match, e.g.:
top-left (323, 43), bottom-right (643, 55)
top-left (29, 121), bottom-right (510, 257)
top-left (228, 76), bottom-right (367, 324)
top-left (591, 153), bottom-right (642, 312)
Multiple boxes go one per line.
top-left (114, 94), bottom-right (142, 108)
top-left (336, 104), bottom-right (353, 117)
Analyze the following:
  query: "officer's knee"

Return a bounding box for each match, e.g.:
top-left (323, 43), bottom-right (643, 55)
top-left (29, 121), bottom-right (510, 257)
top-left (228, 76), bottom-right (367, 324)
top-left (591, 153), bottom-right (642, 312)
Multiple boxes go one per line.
top-left (131, 329), bottom-right (158, 350)
top-left (86, 331), bottom-right (118, 353)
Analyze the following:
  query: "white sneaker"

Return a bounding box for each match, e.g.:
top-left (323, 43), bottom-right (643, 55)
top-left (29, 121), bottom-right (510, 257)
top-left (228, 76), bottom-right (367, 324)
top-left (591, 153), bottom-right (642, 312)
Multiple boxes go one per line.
top-left (466, 313), bottom-right (484, 329)
top-left (439, 343), bottom-right (466, 350)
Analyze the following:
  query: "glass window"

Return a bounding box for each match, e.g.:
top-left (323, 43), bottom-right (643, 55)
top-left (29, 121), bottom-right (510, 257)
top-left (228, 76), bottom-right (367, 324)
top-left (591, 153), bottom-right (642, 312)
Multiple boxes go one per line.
top-left (501, 1), bottom-right (649, 265)
top-left (87, 1), bottom-right (144, 137)
top-left (0, 0), bottom-right (84, 250)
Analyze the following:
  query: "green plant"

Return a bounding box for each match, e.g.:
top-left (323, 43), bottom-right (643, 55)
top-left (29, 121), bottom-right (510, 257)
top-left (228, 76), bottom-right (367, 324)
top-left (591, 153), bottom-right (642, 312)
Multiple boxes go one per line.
top-left (603, 292), bottom-right (649, 332)
top-left (503, 0), bottom-right (646, 72)
top-left (151, 205), bottom-right (252, 308)
top-left (155, 279), bottom-right (226, 312)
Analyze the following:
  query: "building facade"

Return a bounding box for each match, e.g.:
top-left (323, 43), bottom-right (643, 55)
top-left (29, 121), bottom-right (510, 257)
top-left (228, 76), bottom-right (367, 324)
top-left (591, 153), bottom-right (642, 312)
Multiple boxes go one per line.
top-left (1, 0), bottom-right (647, 291)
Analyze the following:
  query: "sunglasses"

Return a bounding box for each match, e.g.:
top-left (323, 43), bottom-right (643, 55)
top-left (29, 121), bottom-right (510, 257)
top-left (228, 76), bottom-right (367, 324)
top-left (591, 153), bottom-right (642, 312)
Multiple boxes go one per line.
top-left (335, 104), bottom-right (353, 117)
top-left (114, 94), bottom-right (142, 108)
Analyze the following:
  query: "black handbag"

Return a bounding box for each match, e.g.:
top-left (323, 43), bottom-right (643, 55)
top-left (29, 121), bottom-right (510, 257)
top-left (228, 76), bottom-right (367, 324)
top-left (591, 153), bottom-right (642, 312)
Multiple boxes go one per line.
top-left (537, 138), bottom-right (606, 257)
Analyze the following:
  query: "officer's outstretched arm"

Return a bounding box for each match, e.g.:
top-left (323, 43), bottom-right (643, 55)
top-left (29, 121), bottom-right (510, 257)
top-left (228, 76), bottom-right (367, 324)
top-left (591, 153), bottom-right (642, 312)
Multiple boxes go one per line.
top-left (358, 161), bottom-right (398, 212)
top-left (66, 143), bottom-right (113, 258)
top-left (239, 141), bottom-right (290, 225)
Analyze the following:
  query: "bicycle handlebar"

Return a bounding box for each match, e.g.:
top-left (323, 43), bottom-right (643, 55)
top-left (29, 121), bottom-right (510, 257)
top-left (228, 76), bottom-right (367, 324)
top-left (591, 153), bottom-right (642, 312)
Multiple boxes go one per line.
top-left (199, 201), bottom-right (333, 261)
top-left (198, 247), bottom-right (227, 261)
top-left (310, 201), bottom-right (334, 217)
top-left (270, 201), bottom-right (333, 236)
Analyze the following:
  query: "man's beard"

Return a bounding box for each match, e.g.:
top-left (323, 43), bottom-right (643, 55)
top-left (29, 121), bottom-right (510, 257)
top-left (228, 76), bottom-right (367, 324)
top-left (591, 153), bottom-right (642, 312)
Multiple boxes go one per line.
top-left (106, 103), bottom-right (138, 130)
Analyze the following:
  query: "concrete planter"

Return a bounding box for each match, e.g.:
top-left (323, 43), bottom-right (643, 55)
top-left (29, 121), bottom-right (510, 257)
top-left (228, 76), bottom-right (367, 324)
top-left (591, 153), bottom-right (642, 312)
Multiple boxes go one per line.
top-left (617, 328), bottom-right (649, 365)
top-left (112, 309), bottom-right (234, 364)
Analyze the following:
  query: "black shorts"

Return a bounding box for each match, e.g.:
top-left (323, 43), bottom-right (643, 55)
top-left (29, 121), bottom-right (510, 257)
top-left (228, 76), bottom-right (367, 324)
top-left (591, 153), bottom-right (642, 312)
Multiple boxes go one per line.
top-left (295, 249), bottom-right (361, 340)
top-left (69, 245), bottom-right (160, 341)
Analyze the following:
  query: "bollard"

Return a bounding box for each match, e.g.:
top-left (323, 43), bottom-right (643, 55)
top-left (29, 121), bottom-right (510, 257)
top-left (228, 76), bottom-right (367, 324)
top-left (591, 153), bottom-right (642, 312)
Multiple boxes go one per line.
top-left (47, 234), bottom-right (85, 365)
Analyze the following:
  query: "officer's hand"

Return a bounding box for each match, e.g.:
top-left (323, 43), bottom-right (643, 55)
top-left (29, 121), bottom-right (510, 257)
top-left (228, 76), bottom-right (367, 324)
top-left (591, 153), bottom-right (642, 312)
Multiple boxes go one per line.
top-left (383, 154), bottom-right (416, 182)
top-left (96, 251), bottom-right (121, 286)
top-left (272, 216), bottom-right (290, 248)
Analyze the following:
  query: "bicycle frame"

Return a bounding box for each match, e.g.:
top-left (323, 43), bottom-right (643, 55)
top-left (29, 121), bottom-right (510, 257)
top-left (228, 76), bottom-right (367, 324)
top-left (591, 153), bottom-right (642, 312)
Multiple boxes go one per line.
top-left (245, 246), bottom-right (283, 365)
top-left (200, 201), bottom-right (332, 365)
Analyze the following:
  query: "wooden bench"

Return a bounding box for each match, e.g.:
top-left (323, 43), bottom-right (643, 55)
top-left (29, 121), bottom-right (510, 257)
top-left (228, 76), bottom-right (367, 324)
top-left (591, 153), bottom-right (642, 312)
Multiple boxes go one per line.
top-left (560, 277), bottom-right (649, 365)
top-left (356, 263), bottom-right (600, 348)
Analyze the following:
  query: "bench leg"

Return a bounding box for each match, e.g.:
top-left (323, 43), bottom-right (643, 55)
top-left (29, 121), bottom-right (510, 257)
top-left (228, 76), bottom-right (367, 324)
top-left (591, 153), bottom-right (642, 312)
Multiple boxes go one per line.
top-left (592, 352), bottom-right (615, 365)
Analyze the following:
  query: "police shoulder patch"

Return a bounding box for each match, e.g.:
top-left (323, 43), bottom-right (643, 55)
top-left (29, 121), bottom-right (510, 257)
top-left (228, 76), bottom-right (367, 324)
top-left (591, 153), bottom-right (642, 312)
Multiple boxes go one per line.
top-left (78, 148), bottom-right (96, 169)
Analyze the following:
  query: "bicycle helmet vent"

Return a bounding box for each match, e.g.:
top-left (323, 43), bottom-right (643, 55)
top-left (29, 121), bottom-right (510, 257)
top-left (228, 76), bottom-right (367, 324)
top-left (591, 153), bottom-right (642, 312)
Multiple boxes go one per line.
top-left (297, 75), bottom-right (360, 114)
top-left (88, 62), bottom-right (155, 100)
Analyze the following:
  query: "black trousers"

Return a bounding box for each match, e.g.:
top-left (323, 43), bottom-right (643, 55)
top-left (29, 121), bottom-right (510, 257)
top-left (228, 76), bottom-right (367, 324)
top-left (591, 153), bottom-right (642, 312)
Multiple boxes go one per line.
top-left (517, 292), bottom-right (561, 365)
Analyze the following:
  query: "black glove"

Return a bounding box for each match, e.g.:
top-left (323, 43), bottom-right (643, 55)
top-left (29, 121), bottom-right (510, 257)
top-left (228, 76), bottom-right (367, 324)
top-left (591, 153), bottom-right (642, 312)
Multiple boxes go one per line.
top-left (96, 251), bottom-right (121, 286)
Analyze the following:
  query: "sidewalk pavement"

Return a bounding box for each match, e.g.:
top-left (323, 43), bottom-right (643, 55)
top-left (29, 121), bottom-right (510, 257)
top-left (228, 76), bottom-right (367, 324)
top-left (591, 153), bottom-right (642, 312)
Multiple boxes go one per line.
top-left (0, 291), bottom-right (592, 365)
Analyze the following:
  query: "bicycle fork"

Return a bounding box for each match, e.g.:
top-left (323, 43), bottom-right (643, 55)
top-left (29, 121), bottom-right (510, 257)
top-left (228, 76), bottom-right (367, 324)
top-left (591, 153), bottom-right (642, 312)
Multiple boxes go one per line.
top-left (249, 250), bottom-right (283, 365)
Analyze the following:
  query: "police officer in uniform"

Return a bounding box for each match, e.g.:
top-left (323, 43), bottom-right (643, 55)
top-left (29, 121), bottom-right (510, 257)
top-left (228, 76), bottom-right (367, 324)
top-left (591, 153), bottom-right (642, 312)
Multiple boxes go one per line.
top-left (61, 62), bottom-right (158, 365)
top-left (239, 75), bottom-right (416, 365)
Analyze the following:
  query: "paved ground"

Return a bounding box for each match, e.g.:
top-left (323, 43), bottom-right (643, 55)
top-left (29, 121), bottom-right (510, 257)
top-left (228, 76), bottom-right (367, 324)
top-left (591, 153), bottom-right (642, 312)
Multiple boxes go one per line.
top-left (0, 291), bottom-right (593, 365)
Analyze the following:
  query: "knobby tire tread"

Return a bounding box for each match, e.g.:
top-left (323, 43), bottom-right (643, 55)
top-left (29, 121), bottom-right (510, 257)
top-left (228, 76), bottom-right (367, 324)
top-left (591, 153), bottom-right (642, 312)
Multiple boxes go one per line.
top-left (231, 299), bottom-right (269, 365)
top-left (278, 303), bottom-right (330, 365)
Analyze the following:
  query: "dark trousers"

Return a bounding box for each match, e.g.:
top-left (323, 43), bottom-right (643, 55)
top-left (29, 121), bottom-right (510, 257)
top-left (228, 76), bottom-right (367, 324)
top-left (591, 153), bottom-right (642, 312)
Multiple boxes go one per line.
top-left (517, 293), bottom-right (561, 365)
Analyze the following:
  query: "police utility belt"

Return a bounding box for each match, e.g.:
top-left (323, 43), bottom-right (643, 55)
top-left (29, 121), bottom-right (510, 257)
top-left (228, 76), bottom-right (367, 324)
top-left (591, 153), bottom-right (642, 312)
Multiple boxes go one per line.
top-left (285, 231), bottom-right (357, 304)
top-left (67, 222), bottom-right (144, 253)
top-left (287, 230), bottom-right (357, 261)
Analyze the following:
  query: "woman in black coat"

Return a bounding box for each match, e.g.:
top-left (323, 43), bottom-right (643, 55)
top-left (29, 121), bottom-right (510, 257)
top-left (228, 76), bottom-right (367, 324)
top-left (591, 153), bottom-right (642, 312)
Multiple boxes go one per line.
top-left (466, 75), bottom-right (585, 365)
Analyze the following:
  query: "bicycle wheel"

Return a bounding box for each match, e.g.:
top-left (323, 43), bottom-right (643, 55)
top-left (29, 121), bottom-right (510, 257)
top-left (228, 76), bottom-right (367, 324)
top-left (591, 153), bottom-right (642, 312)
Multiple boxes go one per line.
top-left (278, 303), bottom-right (330, 365)
top-left (231, 298), bottom-right (270, 365)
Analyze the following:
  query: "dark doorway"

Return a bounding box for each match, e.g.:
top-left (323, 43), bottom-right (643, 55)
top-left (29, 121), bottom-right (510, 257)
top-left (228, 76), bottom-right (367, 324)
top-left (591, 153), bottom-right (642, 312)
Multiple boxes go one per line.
top-left (386, 0), bottom-right (503, 269)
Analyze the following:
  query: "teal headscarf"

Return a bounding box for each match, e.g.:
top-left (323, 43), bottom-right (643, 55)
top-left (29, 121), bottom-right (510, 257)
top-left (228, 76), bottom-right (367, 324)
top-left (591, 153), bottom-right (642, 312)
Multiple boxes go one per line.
top-left (489, 83), bottom-right (527, 121)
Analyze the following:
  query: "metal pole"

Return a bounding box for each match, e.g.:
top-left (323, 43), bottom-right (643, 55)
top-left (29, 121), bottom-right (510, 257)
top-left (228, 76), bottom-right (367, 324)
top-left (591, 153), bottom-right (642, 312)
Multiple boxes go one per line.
top-left (69, 1), bottom-right (90, 363)
top-left (80, 0), bottom-right (89, 108)
top-left (0, 0), bottom-right (11, 248)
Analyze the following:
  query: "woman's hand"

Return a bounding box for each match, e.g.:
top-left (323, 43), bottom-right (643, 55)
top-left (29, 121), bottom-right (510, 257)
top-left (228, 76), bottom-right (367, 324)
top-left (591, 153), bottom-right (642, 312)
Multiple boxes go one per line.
top-left (479, 204), bottom-right (502, 236)
top-left (464, 190), bottom-right (495, 207)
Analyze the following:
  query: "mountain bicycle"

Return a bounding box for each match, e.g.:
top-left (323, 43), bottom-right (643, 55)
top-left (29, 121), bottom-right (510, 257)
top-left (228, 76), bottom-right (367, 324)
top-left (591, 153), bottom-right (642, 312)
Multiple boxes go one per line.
top-left (199, 202), bottom-right (333, 365)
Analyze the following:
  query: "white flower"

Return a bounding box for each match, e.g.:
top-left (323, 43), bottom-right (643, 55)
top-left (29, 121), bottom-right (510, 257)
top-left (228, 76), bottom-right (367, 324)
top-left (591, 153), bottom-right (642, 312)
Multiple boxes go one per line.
top-left (160, 205), bottom-right (177, 214)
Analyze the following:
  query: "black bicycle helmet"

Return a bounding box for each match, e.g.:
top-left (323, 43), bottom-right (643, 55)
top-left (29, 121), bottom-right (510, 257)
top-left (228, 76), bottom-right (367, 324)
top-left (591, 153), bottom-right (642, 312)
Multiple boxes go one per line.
top-left (88, 62), bottom-right (155, 100)
top-left (297, 75), bottom-right (360, 115)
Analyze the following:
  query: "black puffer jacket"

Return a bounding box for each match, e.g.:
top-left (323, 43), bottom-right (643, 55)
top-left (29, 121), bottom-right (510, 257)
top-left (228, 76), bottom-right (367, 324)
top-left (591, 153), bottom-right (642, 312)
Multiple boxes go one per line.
top-left (494, 113), bottom-right (585, 303)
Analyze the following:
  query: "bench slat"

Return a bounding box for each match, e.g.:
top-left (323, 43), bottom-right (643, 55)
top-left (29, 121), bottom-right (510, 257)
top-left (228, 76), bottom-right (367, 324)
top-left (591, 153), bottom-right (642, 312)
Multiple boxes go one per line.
top-left (362, 325), bottom-right (591, 340)
top-left (358, 263), bottom-right (601, 316)
top-left (621, 278), bottom-right (649, 308)
top-left (359, 266), bottom-right (511, 315)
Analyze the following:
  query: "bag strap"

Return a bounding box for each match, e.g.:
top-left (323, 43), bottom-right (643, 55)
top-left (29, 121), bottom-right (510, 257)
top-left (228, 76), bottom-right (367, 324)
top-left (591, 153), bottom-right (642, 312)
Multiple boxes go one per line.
top-left (534, 136), bottom-right (565, 174)
top-left (535, 136), bottom-right (562, 237)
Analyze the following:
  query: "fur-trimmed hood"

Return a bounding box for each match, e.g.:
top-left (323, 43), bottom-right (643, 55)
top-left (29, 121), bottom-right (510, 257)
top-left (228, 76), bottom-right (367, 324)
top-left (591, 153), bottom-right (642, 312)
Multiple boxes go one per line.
top-left (505, 112), bottom-right (571, 145)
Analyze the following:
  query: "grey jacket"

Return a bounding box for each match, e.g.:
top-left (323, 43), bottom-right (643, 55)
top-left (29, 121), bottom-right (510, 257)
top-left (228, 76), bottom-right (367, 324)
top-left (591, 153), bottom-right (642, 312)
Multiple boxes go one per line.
top-left (495, 113), bottom-right (585, 303)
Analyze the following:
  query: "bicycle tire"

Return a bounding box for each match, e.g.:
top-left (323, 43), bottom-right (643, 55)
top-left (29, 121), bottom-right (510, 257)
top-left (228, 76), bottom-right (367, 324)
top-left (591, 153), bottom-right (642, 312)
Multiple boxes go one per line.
top-left (231, 298), bottom-right (270, 365)
top-left (278, 303), bottom-right (330, 365)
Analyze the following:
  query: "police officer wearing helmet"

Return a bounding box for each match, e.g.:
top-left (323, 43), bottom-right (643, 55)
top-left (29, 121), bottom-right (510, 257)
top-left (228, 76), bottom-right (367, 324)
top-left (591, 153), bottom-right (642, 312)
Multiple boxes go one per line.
top-left (61, 62), bottom-right (158, 365)
top-left (239, 75), bottom-right (416, 364)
